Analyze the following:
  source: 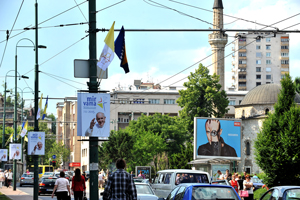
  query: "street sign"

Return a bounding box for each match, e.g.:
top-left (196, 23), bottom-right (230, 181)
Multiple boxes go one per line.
top-left (52, 155), bottom-right (56, 159)
top-left (74, 59), bottom-right (108, 78)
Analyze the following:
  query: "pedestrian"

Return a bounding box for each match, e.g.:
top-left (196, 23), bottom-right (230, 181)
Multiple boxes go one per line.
top-left (103, 158), bottom-right (137, 200)
top-left (230, 174), bottom-right (238, 194)
top-left (0, 169), bottom-right (4, 188)
top-left (51, 171), bottom-right (71, 200)
top-left (243, 175), bottom-right (254, 200)
top-left (138, 170), bottom-right (145, 179)
top-left (237, 175), bottom-right (243, 196)
top-left (217, 170), bottom-right (224, 180)
top-left (26, 169), bottom-right (30, 175)
top-left (4, 170), bottom-right (7, 187)
top-left (242, 171), bottom-right (247, 180)
top-left (253, 174), bottom-right (258, 178)
top-left (6, 169), bottom-right (12, 188)
top-left (224, 169), bottom-right (231, 180)
top-left (131, 171), bottom-right (135, 178)
top-left (82, 171), bottom-right (87, 182)
top-left (71, 168), bottom-right (86, 200)
top-left (99, 171), bottom-right (104, 189)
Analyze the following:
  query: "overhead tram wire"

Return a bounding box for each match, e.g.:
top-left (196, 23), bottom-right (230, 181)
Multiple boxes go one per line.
top-left (42, 73), bottom-right (82, 90)
top-left (96, 0), bottom-right (127, 13)
top-left (0, 0), bottom-right (88, 44)
top-left (40, 71), bottom-right (86, 86)
top-left (0, 0), bottom-right (24, 68)
top-left (74, 0), bottom-right (88, 21)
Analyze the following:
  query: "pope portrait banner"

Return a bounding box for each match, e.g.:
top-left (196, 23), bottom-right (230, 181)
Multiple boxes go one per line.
top-left (28, 132), bottom-right (45, 155)
top-left (194, 117), bottom-right (241, 160)
top-left (77, 93), bottom-right (110, 139)
top-left (0, 149), bottom-right (8, 161)
top-left (9, 143), bottom-right (21, 160)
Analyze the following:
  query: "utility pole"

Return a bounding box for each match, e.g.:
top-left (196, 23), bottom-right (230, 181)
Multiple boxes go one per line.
top-left (88, 0), bottom-right (99, 199)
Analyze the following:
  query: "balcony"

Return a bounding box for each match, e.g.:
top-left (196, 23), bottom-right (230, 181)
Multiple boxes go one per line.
top-left (238, 64), bottom-right (247, 68)
top-left (239, 42), bottom-right (246, 46)
top-left (238, 78), bottom-right (247, 82)
top-left (232, 61), bottom-right (235, 66)
top-left (232, 75), bottom-right (235, 80)
top-left (238, 86), bottom-right (247, 90)
top-left (281, 49), bottom-right (289, 52)
top-left (238, 71), bottom-right (247, 75)
top-left (281, 71), bottom-right (289, 75)
top-left (281, 64), bottom-right (289, 68)
top-left (280, 56), bottom-right (289, 59)
top-left (238, 48), bottom-right (247, 52)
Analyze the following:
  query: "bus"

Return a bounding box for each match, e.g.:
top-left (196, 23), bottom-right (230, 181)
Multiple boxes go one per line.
top-left (28, 165), bottom-right (54, 179)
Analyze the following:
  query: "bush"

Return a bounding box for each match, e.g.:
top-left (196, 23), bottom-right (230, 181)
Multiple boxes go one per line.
top-left (254, 188), bottom-right (268, 200)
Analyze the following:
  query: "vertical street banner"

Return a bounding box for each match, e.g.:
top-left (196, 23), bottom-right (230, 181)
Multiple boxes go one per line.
top-left (194, 117), bottom-right (241, 160)
top-left (9, 143), bottom-right (21, 160)
top-left (77, 93), bottom-right (110, 139)
top-left (28, 132), bottom-right (45, 155)
top-left (0, 149), bottom-right (8, 161)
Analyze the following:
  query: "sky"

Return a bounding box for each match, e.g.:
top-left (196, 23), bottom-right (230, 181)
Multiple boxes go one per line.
top-left (0, 0), bottom-right (299, 116)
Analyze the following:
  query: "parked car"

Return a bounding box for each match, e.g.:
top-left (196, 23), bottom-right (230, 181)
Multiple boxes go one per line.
top-left (20, 172), bottom-right (34, 187)
top-left (65, 171), bottom-right (73, 180)
top-left (151, 169), bottom-right (211, 198)
top-left (163, 183), bottom-right (241, 200)
top-left (212, 179), bottom-right (231, 186)
top-left (42, 172), bottom-right (54, 178)
top-left (85, 171), bottom-right (90, 181)
top-left (259, 186), bottom-right (300, 200)
top-left (38, 177), bottom-right (57, 195)
top-left (133, 177), bottom-right (145, 183)
top-left (136, 183), bottom-right (159, 200)
top-left (252, 177), bottom-right (264, 191)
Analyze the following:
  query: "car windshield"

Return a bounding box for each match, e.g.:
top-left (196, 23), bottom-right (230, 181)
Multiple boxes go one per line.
top-left (136, 185), bottom-right (154, 195)
top-left (22, 174), bottom-right (33, 178)
top-left (134, 178), bottom-right (144, 183)
top-left (286, 189), bottom-right (300, 200)
top-left (252, 178), bottom-right (262, 183)
top-left (175, 173), bottom-right (209, 185)
top-left (43, 172), bottom-right (53, 175)
top-left (212, 180), bottom-right (228, 185)
top-left (43, 178), bottom-right (56, 183)
top-left (192, 186), bottom-right (239, 200)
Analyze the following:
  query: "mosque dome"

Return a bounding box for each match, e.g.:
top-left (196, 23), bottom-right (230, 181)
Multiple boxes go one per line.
top-left (240, 84), bottom-right (300, 105)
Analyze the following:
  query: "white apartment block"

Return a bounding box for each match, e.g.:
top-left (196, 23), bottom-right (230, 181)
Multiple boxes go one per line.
top-left (231, 32), bottom-right (289, 91)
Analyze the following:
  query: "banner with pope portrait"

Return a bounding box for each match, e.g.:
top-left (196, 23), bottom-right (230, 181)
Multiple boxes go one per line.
top-left (9, 143), bottom-right (21, 160)
top-left (28, 132), bottom-right (45, 155)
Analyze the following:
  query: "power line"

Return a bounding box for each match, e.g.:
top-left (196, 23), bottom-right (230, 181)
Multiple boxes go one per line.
top-left (23, 22), bottom-right (89, 30)
top-left (74, 0), bottom-right (88, 21)
top-left (0, 0), bottom-right (24, 68)
top-left (96, 0), bottom-right (126, 13)
top-left (283, 22), bottom-right (300, 30)
top-left (40, 71), bottom-right (86, 86)
top-left (42, 72), bottom-right (82, 90)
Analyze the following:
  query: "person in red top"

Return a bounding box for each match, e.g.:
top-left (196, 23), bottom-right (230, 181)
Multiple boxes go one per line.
top-left (230, 174), bottom-right (238, 194)
top-left (71, 168), bottom-right (86, 200)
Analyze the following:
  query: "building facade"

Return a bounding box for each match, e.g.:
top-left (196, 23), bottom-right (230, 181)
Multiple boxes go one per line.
top-left (232, 32), bottom-right (289, 91)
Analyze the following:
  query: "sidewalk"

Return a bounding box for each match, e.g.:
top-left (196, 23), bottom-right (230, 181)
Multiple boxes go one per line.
top-left (0, 186), bottom-right (39, 200)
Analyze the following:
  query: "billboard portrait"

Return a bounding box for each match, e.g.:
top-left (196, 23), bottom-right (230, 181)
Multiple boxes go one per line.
top-left (77, 93), bottom-right (110, 138)
top-left (9, 143), bottom-right (21, 160)
top-left (28, 132), bottom-right (45, 155)
top-left (136, 166), bottom-right (151, 179)
top-left (0, 149), bottom-right (8, 161)
top-left (194, 117), bottom-right (241, 160)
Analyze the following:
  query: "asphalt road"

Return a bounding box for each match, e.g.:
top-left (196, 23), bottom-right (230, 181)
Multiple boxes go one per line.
top-left (16, 181), bottom-right (100, 200)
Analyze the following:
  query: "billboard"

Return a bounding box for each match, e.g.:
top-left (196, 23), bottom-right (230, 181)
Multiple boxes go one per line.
top-left (136, 166), bottom-right (151, 179)
top-left (9, 143), bottom-right (21, 160)
top-left (77, 93), bottom-right (110, 138)
top-left (28, 132), bottom-right (45, 155)
top-left (194, 117), bottom-right (241, 160)
top-left (0, 149), bottom-right (8, 161)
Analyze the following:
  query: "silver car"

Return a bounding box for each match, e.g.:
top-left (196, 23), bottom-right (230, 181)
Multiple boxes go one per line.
top-left (20, 172), bottom-right (34, 187)
top-left (136, 183), bottom-right (159, 200)
top-left (42, 172), bottom-right (55, 178)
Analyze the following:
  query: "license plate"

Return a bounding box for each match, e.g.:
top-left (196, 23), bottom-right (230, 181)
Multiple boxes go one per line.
top-left (47, 189), bottom-right (53, 191)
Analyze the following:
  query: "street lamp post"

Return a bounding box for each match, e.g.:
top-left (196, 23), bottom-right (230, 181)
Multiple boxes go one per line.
top-left (14, 38), bottom-right (46, 191)
top-left (2, 70), bottom-right (27, 170)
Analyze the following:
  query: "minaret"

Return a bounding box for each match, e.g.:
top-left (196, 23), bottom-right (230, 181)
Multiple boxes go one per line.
top-left (208, 0), bottom-right (228, 90)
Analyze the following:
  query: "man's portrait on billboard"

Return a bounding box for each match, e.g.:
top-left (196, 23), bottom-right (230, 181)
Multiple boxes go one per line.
top-left (85, 112), bottom-right (107, 137)
top-left (197, 119), bottom-right (237, 157)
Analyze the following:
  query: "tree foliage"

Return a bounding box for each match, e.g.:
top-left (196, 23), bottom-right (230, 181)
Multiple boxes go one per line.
top-left (46, 141), bottom-right (70, 168)
top-left (294, 77), bottom-right (300, 94)
top-left (177, 64), bottom-right (229, 134)
top-left (169, 141), bottom-right (193, 169)
top-left (254, 74), bottom-right (300, 187)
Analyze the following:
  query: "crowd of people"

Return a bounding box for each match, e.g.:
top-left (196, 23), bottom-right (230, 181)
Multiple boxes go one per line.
top-left (217, 170), bottom-right (255, 200)
top-left (0, 169), bottom-right (13, 188)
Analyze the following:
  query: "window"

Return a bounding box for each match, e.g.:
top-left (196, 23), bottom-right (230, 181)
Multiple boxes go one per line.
top-left (256, 52), bottom-right (262, 57)
top-left (266, 75), bottom-right (272, 79)
top-left (266, 52), bottom-right (271, 57)
top-left (266, 60), bottom-right (271, 64)
top-left (266, 38), bottom-right (271, 42)
top-left (256, 75), bottom-right (261, 79)
top-left (239, 100), bottom-right (242, 105)
top-left (281, 46), bottom-right (289, 49)
top-left (281, 60), bottom-right (289, 64)
top-left (265, 108), bottom-right (269, 115)
top-left (239, 46), bottom-right (246, 49)
top-left (256, 38), bottom-right (261, 42)
top-left (281, 74), bottom-right (286, 79)
top-left (239, 75), bottom-right (246, 79)
top-left (256, 82), bottom-right (261, 86)
top-left (239, 53), bottom-right (246, 57)
top-left (164, 173), bottom-right (172, 184)
top-left (174, 187), bottom-right (186, 200)
top-left (239, 38), bottom-right (246, 42)
top-left (281, 52), bottom-right (289, 57)
top-left (239, 60), bottom-right (247, 64)
top-left (164, 99), bottom-right (175, 104)
top-left (266, 67), bottom-right (271, 72)
top-left (229, 100), bottom-right (236, 105)
top-left (133, 99), bottom-right (145, 104)
top-left (281, 38), bottom-right (289, 42)
top-left (266, 82), bottom-right (271, 84)
top-left (266, 45), bottom-right (271, 50)
top-left (166, 187), bottom-right (180, 200)
top-left (256, 45), bottom-right (261, 50)
top-left (256, 60), bottom-right (261, 64)
top-left (246, 142), bottom-right (250, 155)
top-left (149, 99), bottom-right (160, 104)
top-left (256, 67), bottom-right (261, 72)
top-left (281, 68), bottom-right (289, 72)
top-left (239, 83), bottom-right (246, 87)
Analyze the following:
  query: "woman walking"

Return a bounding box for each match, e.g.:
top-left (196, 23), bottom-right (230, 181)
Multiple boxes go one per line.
top-left (51, 171), bottom-right (71, 200)
top-left (243, 175), bottom-right (254, 200)
top-left (72, 168), bottom-right (86, 200)
top-left (6, 169), bottom-right (12, 188)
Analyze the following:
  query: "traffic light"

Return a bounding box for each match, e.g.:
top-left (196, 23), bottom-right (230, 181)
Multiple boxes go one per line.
top-left (52, 160), bottom-right (56, 167)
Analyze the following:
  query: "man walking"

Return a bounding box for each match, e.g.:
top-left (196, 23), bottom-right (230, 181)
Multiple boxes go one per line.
top-left (103, 158), bottom-right (137, 200)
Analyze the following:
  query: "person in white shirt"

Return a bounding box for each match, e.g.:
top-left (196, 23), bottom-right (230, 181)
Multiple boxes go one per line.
top-left (31, 142), bottom-right (43, 155)
top-left (0, 169), bottom-right (4, 188)
top-left (217, 170), bottom-right (224, 180)
top-left (98, 171), bottom-right (104, 189)
top-left (85, 112), bottom-right (107, 137)
top-left (6, 169), bottom-right (13, 188)
top-left (51, 171), bottom-right (71, 200)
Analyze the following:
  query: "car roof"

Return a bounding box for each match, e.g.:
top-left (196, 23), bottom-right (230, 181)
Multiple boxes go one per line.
top-left (156, 169), bottom-right (208, 174)
top-left (22, 172), bottom-right (34, 175)
top-left (135, 183), bottom-right (150, 185)
top-left (178, 183), bottom-right (233, 188)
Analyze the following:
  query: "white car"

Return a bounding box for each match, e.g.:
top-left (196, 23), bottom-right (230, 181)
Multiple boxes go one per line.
top-left (136, 183), bottom-right (159, 200)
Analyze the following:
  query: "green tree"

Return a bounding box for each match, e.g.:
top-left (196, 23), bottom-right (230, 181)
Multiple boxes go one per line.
top-left (169, 141), bottom-right (193, 169)
top-left (177, 64), bottom-right (229, 134)
top-left (46, 141), bottom-right (70, 168)
top-left (254, 74), bottom-right (300, 187)
top-left (98, 129), bottom-right (135, 171)
top-left (294, 77), bottom-right (300, 94)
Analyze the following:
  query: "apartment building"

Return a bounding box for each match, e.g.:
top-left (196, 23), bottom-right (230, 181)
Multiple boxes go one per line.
top-left (232, 32), bottom-right (289, 91)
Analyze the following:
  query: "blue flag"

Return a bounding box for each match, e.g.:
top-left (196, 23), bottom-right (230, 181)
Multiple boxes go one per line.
top-left (114, 26), bottom-right (129, 73)
top-left (42, 96), bottom-right (48, 120)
